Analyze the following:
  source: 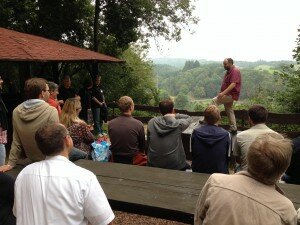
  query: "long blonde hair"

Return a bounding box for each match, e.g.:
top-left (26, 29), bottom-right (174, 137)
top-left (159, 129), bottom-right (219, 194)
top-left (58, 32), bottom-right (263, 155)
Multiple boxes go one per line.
top-left (60, 98), bottom-right (83, 128)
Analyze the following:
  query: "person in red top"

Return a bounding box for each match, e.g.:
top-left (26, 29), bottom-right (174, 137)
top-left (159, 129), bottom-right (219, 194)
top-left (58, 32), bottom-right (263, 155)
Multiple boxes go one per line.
top-left (47, 81), bottom-right (62, 115)
top-left (212, 58), bottom-right (241, 134)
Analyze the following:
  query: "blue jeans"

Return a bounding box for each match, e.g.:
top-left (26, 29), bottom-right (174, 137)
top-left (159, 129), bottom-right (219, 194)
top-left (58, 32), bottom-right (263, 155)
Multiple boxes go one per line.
top-left (0, 144), bottom-right (5, 166)
top-left (69, 147), bottom-right (87, 162)
top-left (92, 108), bottom-right (103, 134)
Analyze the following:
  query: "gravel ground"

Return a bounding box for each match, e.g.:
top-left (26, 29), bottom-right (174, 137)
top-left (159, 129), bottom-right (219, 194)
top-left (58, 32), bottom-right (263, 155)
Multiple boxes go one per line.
top-left (113, 211), bottom-right (189, 225)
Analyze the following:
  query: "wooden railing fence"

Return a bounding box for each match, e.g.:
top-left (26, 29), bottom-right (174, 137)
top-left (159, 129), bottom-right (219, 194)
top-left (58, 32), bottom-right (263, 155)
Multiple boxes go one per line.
top-left (107, 102), bottom-right (300, 138)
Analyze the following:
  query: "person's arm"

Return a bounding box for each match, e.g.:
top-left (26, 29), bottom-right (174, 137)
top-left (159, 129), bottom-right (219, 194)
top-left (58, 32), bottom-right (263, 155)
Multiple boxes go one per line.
top-left (1, 115), bottom-right (23, 171)
top-left (217, 83), bottom-right (236, 99)
top-left (82, 123), bottom-right (95, 144)
top-left (194, 176), bottom-right (213, 225)
top-left (232, 137), bottom-right (242, 164)
top-left (92, 96), bottom-right (103, 106)
top-left (138, 123), bottom-right (146, 153)
top-left (84, 175), bottom-right (115, 225)
top-left (176, 114), bottom-right (192, 131)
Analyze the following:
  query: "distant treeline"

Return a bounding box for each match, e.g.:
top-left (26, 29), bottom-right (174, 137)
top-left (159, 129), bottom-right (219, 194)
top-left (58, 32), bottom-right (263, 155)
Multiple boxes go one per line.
top-left (154, 60), bottom-right (294, 111)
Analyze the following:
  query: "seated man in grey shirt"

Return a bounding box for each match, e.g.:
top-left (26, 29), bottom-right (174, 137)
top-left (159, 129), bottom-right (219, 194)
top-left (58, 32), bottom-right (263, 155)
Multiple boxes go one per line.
top-left (147, 99), bottom-right (192, 170)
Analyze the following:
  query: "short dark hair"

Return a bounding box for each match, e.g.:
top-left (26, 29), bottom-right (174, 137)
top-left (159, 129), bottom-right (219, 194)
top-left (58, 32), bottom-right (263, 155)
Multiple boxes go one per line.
top-left (204, 105), bottom-right (221, 125)
top-left (226, 58), bottom-right (234, 64)
top-left (24, 78), bottom-right (47, 100)
top-left (248, 104), bottom-right (268, 124)
top-left (35, 123), bottom-right (68, 156)
top-left (159, 99), bottom-right (174, 115)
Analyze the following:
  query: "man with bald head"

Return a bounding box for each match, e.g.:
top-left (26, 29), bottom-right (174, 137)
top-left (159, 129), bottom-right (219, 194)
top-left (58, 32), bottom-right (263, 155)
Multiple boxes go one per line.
top-left (108, 96), bottom-right (145, 164)
top-left (212, 58), bottom-right (241, 134)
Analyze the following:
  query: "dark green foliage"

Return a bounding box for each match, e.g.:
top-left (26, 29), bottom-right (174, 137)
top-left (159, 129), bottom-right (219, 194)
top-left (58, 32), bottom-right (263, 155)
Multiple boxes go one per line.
top-left (175, 93), bottom-right (189, 109)
top-left (0, 0), bottom-right (94, 46)
top-left (182, 60), bottom-right (200, 71)
top-left (274, 28), bottom-right (300, 113)
top-left (156, 61), bottom-right (283, 102)
top-left (0, 0), bottom-right (198, 106)
top-left (100, 47), bottom-right (158, 105)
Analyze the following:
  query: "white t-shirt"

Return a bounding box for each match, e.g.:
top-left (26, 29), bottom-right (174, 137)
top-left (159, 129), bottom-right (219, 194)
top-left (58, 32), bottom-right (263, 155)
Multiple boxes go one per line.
top-left (14, 155), bottom-right (114, 225)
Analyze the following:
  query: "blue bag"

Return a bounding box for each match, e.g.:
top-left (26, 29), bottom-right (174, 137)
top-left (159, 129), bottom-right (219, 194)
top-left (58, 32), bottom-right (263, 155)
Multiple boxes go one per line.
top-left (91, 141), bottom-right (111, 162)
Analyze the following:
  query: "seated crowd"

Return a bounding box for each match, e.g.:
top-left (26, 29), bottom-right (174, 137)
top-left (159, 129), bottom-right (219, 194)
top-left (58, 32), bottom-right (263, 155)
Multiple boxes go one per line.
top-left (0, 77), bottom-right (299, 225)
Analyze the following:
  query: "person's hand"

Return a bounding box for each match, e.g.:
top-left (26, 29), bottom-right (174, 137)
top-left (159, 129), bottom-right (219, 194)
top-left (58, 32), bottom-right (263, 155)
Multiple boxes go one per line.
top-left (58, 100), bottom-right (64, 105)
top-left (217, 92), bottom-right (224, 100)
top-left (87, 124), bottom-right (93, 131)
top-left (0, 164), bottom-right (13, 172)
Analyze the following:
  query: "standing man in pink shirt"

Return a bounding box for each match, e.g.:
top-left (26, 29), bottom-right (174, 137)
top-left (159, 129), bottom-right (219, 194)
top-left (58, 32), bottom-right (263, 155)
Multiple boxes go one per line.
top-left (212, 58), bottom-right (241, 134)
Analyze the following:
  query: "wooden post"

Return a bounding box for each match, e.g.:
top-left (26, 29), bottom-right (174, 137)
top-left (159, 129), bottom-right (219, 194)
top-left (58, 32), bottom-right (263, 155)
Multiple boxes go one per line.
top-left (19, 62), bottom-right (31, 92)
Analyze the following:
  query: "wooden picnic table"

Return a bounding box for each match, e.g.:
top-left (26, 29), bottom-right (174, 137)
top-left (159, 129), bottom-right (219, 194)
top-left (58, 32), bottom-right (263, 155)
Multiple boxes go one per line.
top-left (7, 160), bottom-right (300, 224)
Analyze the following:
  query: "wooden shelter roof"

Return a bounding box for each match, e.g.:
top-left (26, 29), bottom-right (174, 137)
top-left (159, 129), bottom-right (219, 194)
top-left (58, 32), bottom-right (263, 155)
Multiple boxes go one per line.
top-left (0, 27), bottom-right (123, 63)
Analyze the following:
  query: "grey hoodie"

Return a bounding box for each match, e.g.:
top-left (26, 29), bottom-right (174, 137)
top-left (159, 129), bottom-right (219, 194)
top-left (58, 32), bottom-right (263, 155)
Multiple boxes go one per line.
top-left (147, 114), bottom-right (192, 170)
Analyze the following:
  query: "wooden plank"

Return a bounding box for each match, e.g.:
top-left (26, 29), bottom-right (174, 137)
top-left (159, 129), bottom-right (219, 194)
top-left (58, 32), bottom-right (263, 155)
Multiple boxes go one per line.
top-left (6, 161), bottom-right (300, 223)
top-left (279, 183), bottom-right (300, 209)
top-left (75, 160), bottom-right (210, 190)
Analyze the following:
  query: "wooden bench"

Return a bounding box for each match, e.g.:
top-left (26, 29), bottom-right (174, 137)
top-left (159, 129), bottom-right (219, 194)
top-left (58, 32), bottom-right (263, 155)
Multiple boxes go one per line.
top-left (7, 160), bottom-right (300, 224)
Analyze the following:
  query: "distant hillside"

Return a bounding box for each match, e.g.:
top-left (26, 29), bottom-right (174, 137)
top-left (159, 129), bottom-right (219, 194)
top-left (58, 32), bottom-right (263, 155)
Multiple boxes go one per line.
top-left (152, 58), bottom-right (294, 70)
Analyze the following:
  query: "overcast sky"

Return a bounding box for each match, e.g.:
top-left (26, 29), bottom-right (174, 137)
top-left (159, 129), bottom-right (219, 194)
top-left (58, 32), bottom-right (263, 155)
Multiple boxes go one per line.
top-left (147, 0), bottom-right (300, 61)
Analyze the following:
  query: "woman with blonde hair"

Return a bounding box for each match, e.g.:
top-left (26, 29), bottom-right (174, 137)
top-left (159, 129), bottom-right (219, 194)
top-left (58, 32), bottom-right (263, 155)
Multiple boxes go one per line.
top-left (60, 98), bottom-right (94, 155)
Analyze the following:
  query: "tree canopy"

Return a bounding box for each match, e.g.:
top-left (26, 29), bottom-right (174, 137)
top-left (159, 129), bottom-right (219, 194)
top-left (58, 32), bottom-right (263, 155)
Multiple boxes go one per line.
top-left (275, 27), bottom-right (300, 113)
top-left (0, 0), bottom-right (198, 55)
top-left (0, 0), bottom-right (198, 105)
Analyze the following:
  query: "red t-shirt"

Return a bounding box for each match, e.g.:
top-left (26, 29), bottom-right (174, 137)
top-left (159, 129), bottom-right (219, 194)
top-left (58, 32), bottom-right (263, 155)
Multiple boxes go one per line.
top-left (221, 66), bottom-right (241, 100)
top-left (47, 97), bottom-right (62, 115)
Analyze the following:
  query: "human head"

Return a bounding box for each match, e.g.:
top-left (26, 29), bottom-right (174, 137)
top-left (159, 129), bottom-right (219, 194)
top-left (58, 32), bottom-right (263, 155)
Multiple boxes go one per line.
top-left (60, 98), bottom-right (82, 127)
top-left (248, 104), bottom-right (268, 125)
top-left (47, 81), bottom-right (59, 99)
top-left (204, 105), bottom-right (221, 125)
top-left (35, 123), bottom-right (73, 156)
top-left (24, 78), bottom-right (48, 100)
top-left (61, 75), bottom-right (71, 88)
top-left (247, 133), bottom-right (292, 185)
top-left (95, 75), bottom-right (101, 86)
top-left (118, 96), bottom-right (134, 114)
top-left (223, 58), bottom-right (234, 71)
top-left (159, 99), bottom-right (174, 116)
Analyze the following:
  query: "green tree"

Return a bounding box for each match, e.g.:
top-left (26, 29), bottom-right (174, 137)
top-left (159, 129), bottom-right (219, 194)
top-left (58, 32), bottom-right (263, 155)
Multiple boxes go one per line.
top-left (0, 0), bottom-right (198, 105)
top-left (275, 27), bottom-right (300, 113)
top-left (182, 60), bottom-right (200, 71)
top-left (97, 0), bottom-right (199, 55)
top-left (0, 0), bottom-right (93, 46)
top-left (100, 47), bottom-right (158, 105)
top-left (175, 93), bottom-right (189, 109)
top-left (159, 89), bottom-right (170, 100)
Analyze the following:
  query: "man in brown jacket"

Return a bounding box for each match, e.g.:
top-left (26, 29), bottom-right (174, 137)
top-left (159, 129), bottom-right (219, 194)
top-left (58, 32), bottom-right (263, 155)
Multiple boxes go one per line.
top-left (194, 133), bottom-right (297, 225)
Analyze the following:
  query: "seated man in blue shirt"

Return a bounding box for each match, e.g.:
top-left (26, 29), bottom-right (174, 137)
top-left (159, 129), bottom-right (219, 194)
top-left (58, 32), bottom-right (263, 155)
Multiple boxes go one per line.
top-left (191, 105), bottom-right (230, 174)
